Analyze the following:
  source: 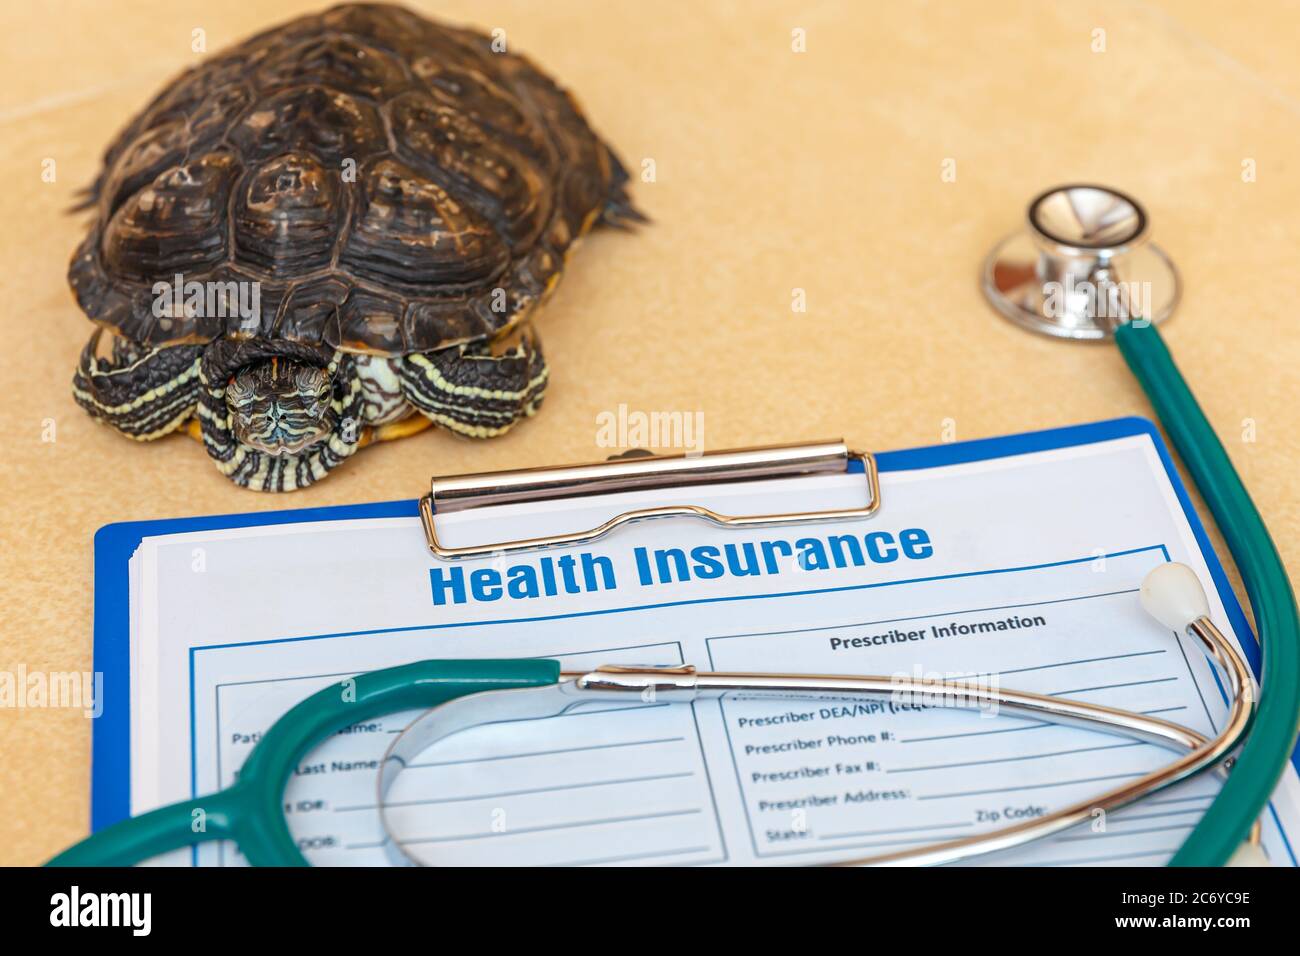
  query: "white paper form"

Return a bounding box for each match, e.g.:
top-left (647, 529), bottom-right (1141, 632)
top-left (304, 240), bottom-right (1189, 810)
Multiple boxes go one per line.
top-left (125, 431), bottom-right (1300, 866)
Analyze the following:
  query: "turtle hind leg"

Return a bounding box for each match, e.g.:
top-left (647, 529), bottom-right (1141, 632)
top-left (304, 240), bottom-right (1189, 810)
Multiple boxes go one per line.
top-left (396, 330), bottom-right (548, 438)
top-left (73, 329), bottom-right (204, 440)
top-left (599, 148), bottom-right (649, 228)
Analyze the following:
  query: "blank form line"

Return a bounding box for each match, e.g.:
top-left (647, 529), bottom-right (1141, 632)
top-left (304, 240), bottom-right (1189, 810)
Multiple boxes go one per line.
top-left (902, 721), bottom-right (1055, 744)
top-left (1145, 794), bottom-right (1214, 808)
top-left (1058, 822), bottom-right (1195, 843)
top-left (760, 830), bottom-right (980, 858)
top-left (889, 741), bottom-right (1141, 774)
top-left (406, 736), bottom-right (685, 769)
top-left (335, 771), bottom-right (695, 811)
top-left (918, 771), bottom-right (1143, 800)
top-left (1050, 677), bottom-right (1177, 696)
top-left (550, 845), bottom-right (712, 867)
top-left (398, 807), bottom-right (704, 846)
top-left (814, 833), bottom-right (959, 852)
top-left (819, 820), bottom-right (973, 841)
top-left (1107, 807), bottom-right (1207, 825)
top-left (1034, 848), bottom-right (1178, 866)
top-left (378, 701), bottom-right (670, 736)
top-left (946, 649), bottom-right (1168, 684)
top-left (900, 705), bottom-right (1187, 745)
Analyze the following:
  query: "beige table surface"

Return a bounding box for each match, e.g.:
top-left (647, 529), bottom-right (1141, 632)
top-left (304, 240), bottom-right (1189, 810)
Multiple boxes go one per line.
top-left (2, 0), bottom-right (1298, 866)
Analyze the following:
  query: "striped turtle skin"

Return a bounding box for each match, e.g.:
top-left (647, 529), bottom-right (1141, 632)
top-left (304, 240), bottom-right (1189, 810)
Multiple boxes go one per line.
top-left (69, 2), bottom-right (640, 491)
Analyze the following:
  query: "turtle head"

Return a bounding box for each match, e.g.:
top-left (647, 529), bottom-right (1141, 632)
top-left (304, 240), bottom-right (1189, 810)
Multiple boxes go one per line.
top-left (226, 358), bottom-right (336, 457)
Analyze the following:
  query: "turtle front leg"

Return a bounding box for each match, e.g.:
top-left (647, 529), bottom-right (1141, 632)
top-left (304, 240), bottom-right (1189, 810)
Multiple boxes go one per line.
top-left (72, 329), bottom-right (204, 440)
top-left (397, 329), bottom-right (548, 438)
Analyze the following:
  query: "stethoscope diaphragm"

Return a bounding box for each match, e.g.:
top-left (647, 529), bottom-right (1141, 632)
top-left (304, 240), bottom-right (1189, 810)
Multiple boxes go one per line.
top-left (981, 183), bottom-right (1180, 341)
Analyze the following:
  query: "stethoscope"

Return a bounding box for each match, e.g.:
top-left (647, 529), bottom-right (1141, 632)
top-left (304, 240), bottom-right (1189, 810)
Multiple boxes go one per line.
top-left (48, 186), bottom-right (1299, 868)
top-left (982, 184), bottom-right (1300, 866)
top-left (41, 562), bottom-right (1261, 867)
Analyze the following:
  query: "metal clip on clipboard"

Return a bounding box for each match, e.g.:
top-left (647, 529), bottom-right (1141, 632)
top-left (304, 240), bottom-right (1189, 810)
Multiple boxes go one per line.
top-left (419, 440), bottom-right (880, 559)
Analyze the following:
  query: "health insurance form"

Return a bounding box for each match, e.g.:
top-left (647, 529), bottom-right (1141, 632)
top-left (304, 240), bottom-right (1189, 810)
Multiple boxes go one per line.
top-left (122, 423), bottom-right (1300, 866)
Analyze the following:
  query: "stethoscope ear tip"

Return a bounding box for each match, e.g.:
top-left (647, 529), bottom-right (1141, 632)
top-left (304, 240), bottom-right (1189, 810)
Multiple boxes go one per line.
top-left (1141, 562), bottom-right (1212, 632)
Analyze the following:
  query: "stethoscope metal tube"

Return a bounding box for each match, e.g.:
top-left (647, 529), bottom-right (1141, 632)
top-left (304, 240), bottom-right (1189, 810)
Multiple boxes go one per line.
top-left (377, 563), bottom-right (1253, 867)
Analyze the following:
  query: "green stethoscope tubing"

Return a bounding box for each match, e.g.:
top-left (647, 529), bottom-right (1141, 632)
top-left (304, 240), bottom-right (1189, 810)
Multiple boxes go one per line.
top-left (1115, 320), bottom-right (1300, 866)
top-left (47, 658), bottom-right (562, 866)
top-left (48, 324), bottom-right (1299, 868)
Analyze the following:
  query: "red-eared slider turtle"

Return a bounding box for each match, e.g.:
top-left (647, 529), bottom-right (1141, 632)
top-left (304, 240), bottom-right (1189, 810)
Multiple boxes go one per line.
top-left (70, 2), bottom-right (641, 491)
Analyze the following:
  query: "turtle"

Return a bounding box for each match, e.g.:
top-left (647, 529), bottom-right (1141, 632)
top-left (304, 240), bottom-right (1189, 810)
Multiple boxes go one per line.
top-left (70, 2), bottom-right (641, 491)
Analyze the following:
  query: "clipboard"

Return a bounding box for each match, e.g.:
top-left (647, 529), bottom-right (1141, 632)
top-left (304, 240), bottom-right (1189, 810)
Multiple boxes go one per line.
top-left (90, 416), bottom-right (1269, 833)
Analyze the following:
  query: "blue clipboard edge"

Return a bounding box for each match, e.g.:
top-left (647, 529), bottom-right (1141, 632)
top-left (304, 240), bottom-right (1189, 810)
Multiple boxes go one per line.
top-left (89, 415), bottom-right (1275, 832)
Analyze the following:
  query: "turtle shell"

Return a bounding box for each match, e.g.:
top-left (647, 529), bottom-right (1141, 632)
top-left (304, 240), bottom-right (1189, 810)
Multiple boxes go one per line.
top-left (69, 3), bottom-right (633, 354)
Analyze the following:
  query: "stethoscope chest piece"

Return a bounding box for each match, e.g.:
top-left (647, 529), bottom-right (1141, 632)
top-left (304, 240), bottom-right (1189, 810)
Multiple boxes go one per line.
top-left (982, 183), bottom-right (1180, 340)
